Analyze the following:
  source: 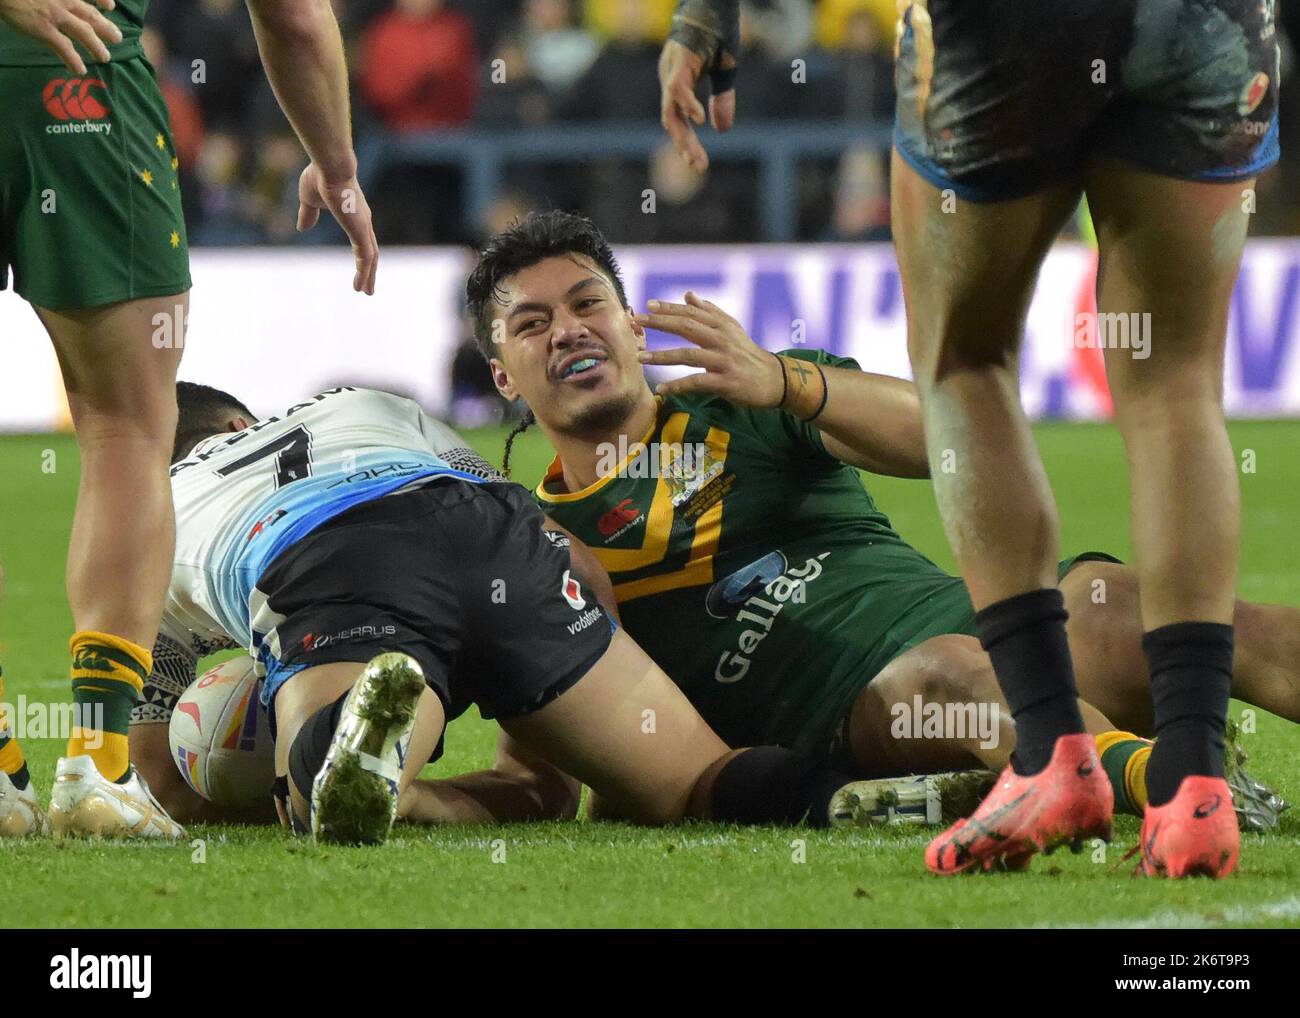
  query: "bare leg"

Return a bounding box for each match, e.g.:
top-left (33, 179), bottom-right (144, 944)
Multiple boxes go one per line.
top-left (39, 295), bottom-right (187, 782)
top-left (1230, 602), bottom-right (1300, 724)
top-left (847, 635), bottom-right (1113, 776)
top-left (1063, 563), bottom-right (1300, 731)
top-left (892, 151), bottom-right (1092, 782)
top-left (892, 153), bottom-right (1080, 609)
top-left (1086, 159), bottom-right (1247, 629)
top-left (37, 295), bottom-right (187, 647)
top-left (1086, 159), bottom-right (1253, 809)
top-left (502, 628), bottom-right (733, 825)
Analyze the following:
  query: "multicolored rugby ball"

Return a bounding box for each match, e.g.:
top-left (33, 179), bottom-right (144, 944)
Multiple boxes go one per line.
top-left (168, 657), bottom-right (275, 808)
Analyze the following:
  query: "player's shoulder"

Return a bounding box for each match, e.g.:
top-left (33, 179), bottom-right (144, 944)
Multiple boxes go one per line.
top-left (283, 385), bottom-right (415, 417)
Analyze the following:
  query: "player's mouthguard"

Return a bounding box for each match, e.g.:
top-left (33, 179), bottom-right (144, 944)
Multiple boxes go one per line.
top-left (558, 355), bottom-right (604, 380)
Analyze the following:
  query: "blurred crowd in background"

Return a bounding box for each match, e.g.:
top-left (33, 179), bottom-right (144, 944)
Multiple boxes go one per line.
top-left (147, 0), bottom-right (1300, 248)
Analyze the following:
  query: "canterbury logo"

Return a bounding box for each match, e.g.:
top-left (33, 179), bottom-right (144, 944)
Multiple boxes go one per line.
top-left (71, 648), bottom-right (114, 673)
top-left (597, 498), bottom-right (640, 537)
top-left (1193, 795), bottom-right (1222, 819)
top-left (43, 77), bottom-right (110, 120)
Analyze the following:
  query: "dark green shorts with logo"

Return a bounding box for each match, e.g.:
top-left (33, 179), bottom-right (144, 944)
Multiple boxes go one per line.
top-left (0, 55), bottom-right (190, 310)
top-left (821, 550), bottom-right (1124, 770)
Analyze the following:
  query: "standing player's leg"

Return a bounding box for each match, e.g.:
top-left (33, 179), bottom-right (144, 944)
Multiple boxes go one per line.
top-left (3, 49), bottom-right (191, 835)
top-left (892, 155), bottom-right (1112, 872)
top-left (1086, 160), bottom-right (1254, 876)
top-left (42, 294), bottom-right (188, 838)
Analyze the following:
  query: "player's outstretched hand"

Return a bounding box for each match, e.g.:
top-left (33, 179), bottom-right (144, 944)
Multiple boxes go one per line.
top-left (635, 291), bottom-right (782, 408)
top-left (296, 162), bottom-right (379, 296)
top-left (0, 0), bottom-right (121, 76)
top-left (658, 39), bottom-right (735, 173)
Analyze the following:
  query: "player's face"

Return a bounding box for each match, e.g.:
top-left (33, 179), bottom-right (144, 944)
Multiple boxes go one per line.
top-left (489, 254), bottom-right (648, 436)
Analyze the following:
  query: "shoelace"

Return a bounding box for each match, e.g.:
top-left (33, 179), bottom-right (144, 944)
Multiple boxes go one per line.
top-left (1115, 841), bottom-right (1149, 877)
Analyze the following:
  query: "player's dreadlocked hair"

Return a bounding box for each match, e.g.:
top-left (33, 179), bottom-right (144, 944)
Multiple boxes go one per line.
top-left (173, 381), bottom-right (256, 464)
top-left (466, 210), bottom-right (630, 475)
top-left (500, 409), bottom-right (535, 479)
top-left (465, 209), bottom-right (629, 364)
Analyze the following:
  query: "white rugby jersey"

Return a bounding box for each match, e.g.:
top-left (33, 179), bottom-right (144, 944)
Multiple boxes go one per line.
top-left (135, 386), bottom-right (502, 724)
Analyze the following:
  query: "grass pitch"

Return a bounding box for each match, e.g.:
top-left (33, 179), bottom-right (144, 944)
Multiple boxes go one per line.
top-left (1, 421), bottom-right (1298, 928)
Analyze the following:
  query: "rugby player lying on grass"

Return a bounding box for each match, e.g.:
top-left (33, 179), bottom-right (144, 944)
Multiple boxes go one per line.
top-left (126, 381), bottom-right (987, 843)
top-left (459, 211), bottom-right (1294, 831)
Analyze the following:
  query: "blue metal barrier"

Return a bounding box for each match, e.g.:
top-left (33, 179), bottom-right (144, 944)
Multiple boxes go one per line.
top-left (354, 121), bottom-right (893, 242)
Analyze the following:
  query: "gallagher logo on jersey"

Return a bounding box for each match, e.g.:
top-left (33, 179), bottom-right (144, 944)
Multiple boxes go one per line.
top-left (561, 570), bottom-right (586, 610)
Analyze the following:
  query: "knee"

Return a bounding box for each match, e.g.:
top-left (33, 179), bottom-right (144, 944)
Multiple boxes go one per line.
top-left (70, 396), bottom-right (177, 451)
top-left (1065, 562), bottom-right (1139, 640)
top-left (879, 636), bottom-right (997, 711)
top-left (919, 639), bottom-right (999, 707)
top-left (907, 305), bottom-right (1022, 388)
top-left (1110, 365), bottom-right (1223, 422)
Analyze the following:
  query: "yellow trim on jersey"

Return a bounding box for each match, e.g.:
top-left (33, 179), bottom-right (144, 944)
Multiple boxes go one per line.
top-left (534, 403), bottom-right (661, 505)
top-left (611, 426), bottom-right (730, 603)
top-left (534, 408), bottom-right (733, 599)
top-left (587, 413), bottom-right (688, 574)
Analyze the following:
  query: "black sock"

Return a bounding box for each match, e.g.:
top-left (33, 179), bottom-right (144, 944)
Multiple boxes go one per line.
top-left (707, 747), bottom-right (851, 827)
top-left (975, 587), bottom-right (1084, 776)
top-left (287, 693), bottom-right (348, 802)
top-left (1143, 622), bottom-right (1232, 807)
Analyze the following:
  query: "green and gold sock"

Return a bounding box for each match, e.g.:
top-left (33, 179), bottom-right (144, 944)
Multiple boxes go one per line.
top-left (0, 663), bottom-right (32, 789)
top-left (1096, 730), bottom-right (1152, 816)
top-left (66, 630), bottom-right (150, 783)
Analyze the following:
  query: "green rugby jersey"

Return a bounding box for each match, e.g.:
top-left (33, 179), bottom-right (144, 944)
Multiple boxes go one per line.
top-left (0, 0), bottom-right (146, 66)
top-left (536, 349), bottom-right (979, 756)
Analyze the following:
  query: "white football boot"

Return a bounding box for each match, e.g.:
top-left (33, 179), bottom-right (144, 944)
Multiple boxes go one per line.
top-left (828, 770), bottom-right (998, 827)
top-left (0, 769), bottom-right (48, 837)
top-left (311, 652), bottom-right (425, 846)
top-left (48, 755), bottom-right (185, 839)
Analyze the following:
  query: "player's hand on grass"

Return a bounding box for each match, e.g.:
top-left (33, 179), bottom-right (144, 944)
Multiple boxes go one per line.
top-left (296, 162), bottom-right (379, 296)
top-left (635, 291), bottom-right (783, 408)
top-left (0, 0), bottom-right (120, 76)
top-left (658, 39), bottom-right (735, 173)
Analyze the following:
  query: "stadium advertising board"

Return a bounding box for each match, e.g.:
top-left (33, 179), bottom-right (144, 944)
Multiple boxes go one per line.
top-left (2, 241), bottom-right (1297, 428)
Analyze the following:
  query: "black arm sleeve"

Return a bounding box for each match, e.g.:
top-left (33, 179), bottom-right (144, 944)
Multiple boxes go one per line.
top-left (671, 0), bottom-right (741, 92)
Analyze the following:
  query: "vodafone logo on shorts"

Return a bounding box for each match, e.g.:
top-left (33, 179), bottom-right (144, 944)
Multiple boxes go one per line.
top-left (1238, 71), bottom-right (1269, 116)
top-left (44, 77), bottom-right (110, 119)
top-left (561, 570), bottom-right (586, 610)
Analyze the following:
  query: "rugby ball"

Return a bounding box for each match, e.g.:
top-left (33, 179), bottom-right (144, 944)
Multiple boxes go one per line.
top-left (168, 657), bottom-right (275, 808)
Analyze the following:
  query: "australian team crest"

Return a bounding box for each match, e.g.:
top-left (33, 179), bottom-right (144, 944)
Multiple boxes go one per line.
top-left (664, 444), bottom-right (724, 508)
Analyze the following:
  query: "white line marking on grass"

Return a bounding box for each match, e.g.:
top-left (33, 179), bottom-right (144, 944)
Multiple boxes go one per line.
top-left (1041, 895), bottom-right (1300, 929)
